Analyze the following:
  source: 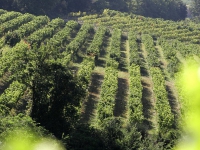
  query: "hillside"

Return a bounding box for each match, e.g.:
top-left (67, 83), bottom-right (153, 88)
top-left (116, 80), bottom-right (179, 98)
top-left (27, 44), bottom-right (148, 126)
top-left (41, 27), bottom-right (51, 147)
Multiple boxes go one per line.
top-left (0, 9), bottom-right (199, 149)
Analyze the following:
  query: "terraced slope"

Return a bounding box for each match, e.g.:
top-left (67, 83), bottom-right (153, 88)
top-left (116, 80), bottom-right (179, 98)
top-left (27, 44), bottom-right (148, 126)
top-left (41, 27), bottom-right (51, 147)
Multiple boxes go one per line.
top-left (0, 9), bottom-right (199, 148)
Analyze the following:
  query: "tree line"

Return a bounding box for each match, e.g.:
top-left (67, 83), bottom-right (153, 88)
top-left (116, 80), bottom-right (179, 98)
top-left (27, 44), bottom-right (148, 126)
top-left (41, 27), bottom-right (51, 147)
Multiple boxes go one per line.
top-left (0, 0), bottom-right (90, 16)
top-left (0, 0), bottom-right (189, 21)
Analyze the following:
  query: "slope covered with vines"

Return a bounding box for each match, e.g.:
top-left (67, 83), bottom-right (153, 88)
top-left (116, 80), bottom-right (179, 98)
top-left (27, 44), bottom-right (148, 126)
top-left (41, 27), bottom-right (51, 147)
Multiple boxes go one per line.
top-left (0, 9), bottom-right (199, 150)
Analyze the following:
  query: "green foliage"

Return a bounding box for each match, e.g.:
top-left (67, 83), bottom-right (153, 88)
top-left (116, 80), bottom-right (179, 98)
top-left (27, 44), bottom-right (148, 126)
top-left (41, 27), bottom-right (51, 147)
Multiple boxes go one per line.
top-left (99, 117), bottom-right (126, 149)
top-left (92, 0), bottom-right (187, 20)
top-left (139, 135), bottom-right (164, 150)
top-left (0, 13), bottom-right (34, 36)
top-left (106, 59), bottom-right (119, 69)
top-left (66, 119), bottom-right (143, 150)
top-left (0, 114), bottom-right (45, 134)
top-left (66, 24), bottom-right (93, 54)
top-left (77, 57), bottom-right (95, 88)
top-left (29, 59), bottom-right (86, 137)
top-left (128, 32), bottom-right (140, 65)
top-left (158, 38), bottom-right (181, 77)
top-left (87, 26), bottom-right (107, 56)
top-left (5, 16), bottom-right (50, 46)
top-left (128, 64), bottom-right (144, 125)
top-left (0, 9), bottom-right (7, 15)
top-left (0, 34), bottom-right (86, 137)
top-left (191, 0), bottom-right (200, 17)
top-left (79, 9), bottom-right (200, 43)
top-left (0, 11), bottom-right (22, 24)
top-left (4, 31), bottom-right (21, 47)
top-left (0, 41), bottom-right (30, 79)
top-left (141, 34), bottom-right (160, 67)
top-left (65, 124), bottom-right (106, 150)
top-left (26, 18), bottom-right (64, 45)
top-left (0, 81), bottom-right (26, 109)
top-left (97, 67), bottom-right (118, 123)
top-left (0, 0), bottom-right (187, 20)
top-left (0, 8), bottom-right (194, 150)
top-left (150, 67), bottom-right (174, 131)
top-left (110, 28), bottom-right (121, 61)
top-left (48, 20), bottom-right (79, 47)
top-left (0, 114), bottom-right (49, 149)
top-left (137, 0), bottom-right (187, 21)
top-left (158, 37), bottom-right (199, 77)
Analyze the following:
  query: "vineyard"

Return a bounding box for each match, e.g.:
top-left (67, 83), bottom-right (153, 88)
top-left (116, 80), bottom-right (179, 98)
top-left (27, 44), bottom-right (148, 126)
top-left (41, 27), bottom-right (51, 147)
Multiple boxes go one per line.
top-left (0, 9), bottom-right (200, 149)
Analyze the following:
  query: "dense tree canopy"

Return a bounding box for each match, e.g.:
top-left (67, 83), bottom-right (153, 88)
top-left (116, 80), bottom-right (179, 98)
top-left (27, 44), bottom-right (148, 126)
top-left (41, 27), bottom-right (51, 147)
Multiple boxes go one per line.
top-left (191, 0), bottom-right (200, 17)
top-left (0, 0), bottom-right (187, 20)
top-left (0, 0), bottom-right (91, 15)
top-left (0, 42), bottom-right (86, 138)
top-left (91, 0), bottom-right (187, 21)
top-left (142, 0), bottom-right (186, 20)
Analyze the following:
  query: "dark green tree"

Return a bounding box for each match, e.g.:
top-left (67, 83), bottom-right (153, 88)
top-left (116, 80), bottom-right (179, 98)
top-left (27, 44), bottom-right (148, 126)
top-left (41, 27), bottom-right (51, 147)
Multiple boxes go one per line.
top-left (13, 0), bottom-right (61, 15)
top-left (0, 0), bottom-right (14, 10)
top-left (0, 43), bottom-right (86, 138)
top-left (136, 0), bottom-right (187, 21)
top-left (67, 0), bottom-right (91, 12)
top-left (191, 0), bottom-right (200, 17)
